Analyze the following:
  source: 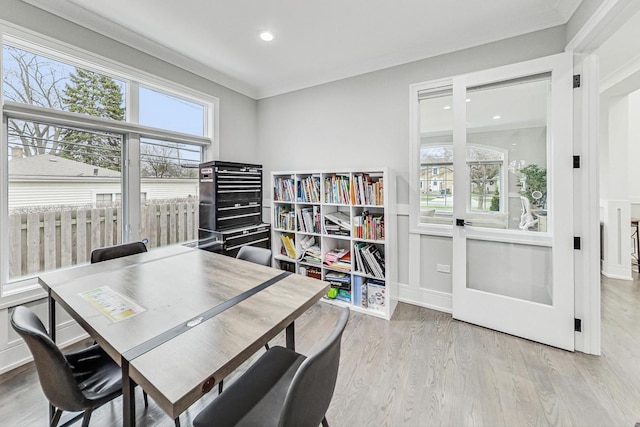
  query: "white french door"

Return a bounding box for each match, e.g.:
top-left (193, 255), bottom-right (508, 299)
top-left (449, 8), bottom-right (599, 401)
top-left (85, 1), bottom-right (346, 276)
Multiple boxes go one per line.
top-left (450, 53), bottom-right (575, 350)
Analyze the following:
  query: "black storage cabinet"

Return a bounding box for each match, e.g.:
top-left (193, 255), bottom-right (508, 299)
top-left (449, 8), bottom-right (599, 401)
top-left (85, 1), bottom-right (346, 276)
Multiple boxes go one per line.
top-left (198, 161), bottom-right (271, 256)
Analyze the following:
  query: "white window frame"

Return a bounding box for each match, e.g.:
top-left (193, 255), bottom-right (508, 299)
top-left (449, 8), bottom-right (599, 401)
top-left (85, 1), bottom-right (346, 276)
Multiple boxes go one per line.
top-left (0, 25), bottom-right (218, 304)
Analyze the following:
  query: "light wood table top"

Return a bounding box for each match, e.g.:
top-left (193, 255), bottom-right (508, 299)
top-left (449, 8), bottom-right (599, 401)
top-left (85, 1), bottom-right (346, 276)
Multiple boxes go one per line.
top-left (39, 245), bottom-right (329, 424)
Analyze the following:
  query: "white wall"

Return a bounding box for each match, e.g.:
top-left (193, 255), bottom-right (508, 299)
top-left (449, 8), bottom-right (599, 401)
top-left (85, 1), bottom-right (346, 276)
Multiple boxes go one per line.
top-left (258, 27), bottom-right (567, 310)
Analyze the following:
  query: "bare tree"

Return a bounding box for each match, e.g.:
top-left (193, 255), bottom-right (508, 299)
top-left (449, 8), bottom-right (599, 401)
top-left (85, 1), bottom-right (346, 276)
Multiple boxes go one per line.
top-left (3, 46), bottom-right (67, 157)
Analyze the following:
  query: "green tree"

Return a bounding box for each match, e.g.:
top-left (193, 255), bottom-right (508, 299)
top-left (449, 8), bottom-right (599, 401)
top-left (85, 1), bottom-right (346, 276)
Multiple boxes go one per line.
top-left (60, 68), bottom-right (124, 170)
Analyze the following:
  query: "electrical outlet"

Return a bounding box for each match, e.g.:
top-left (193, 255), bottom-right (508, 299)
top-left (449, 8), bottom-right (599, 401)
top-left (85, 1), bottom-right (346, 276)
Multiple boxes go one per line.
top-left (436, 264), bottom-right (451, 273)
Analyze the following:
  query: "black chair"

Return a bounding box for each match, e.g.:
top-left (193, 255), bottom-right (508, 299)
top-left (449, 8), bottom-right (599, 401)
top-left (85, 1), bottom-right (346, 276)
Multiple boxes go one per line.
top-left (193, 307), bottom-right (350, 427)
top-left (11, 306), bottom-right (124, 427)
top-left (236, 246), bottom-right (272, 267)
top-left (90, 241), bottom-right (147, 264)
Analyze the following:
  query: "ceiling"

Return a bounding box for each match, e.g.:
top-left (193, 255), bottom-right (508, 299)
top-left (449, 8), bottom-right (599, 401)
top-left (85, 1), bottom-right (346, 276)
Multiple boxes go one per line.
top-left (23, 0), bottom-right (582, 100)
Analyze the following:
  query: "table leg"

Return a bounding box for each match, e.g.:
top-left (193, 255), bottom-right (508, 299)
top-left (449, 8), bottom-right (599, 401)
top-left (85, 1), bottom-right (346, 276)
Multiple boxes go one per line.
top-left (48, 290), bottom-right (56, 421)
top-left (122, 359), bottom-right (136, 427)
top-left (286, 322), bottom-right (295, 350)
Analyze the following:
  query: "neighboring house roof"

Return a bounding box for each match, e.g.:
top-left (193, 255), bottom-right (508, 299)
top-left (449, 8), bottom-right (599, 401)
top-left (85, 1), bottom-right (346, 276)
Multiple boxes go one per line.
top-left (8, 154), bottom-right (121, 178)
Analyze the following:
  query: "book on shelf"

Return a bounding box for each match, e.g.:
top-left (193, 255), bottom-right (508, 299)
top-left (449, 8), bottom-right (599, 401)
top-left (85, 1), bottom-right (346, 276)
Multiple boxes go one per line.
top-left (324, 174), bottom-right (350, 204)
top-left (353, 242), bottom-right (385, 278)
top-left (353, 211), bottom-right (384, 240)
top-left (366, 280), bottom-right (386, 311)
top-left (298, 206), bottom-right (321, 233)
top-left (323, 248), bottom-right (351, 272)
top-left (297, 176), bottom-right (321, 203)
top-left (274, 177), bottom-right (295, 202)
top-left (275, 205), bottom-right (295, 230)
top-left (351, 173), bottom-right (384, 205)
top-left (280, 234), bottom-right (296, 259)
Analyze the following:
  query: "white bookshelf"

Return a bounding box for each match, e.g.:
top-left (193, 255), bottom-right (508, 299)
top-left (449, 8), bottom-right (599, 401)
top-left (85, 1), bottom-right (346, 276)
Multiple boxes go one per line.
top-left (271, 168), bottom-right (397, 320)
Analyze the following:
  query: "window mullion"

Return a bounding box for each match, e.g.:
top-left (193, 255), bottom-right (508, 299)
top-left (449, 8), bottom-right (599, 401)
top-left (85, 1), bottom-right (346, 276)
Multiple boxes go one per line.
top-left (124, 133), bottom-right (141, 243)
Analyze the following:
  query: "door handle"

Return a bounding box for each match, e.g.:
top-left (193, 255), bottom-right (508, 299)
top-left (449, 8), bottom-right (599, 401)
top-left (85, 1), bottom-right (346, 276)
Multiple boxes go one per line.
top-left (456, 219), bottom-right (473, 227)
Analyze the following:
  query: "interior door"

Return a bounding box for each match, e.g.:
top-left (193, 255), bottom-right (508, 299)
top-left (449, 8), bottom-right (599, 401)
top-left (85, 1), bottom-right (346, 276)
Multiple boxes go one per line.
top-left (451, 53), bottom-right (575, 350)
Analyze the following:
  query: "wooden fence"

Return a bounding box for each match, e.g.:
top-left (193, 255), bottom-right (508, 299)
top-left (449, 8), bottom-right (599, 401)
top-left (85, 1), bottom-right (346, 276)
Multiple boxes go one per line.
top-left (9, 201), bottom-right (199, 280)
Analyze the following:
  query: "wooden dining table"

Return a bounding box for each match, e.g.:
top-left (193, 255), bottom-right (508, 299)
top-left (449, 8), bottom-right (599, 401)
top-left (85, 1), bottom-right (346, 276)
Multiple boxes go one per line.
top-left (38, 244), bottom-right (329, 426)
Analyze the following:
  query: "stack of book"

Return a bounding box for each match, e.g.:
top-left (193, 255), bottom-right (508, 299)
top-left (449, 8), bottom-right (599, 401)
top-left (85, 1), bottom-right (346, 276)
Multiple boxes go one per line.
top-left (323, 211), bottom-right (351, 236)
top-left (325, 271), bottom-right (351, 303)
top-left (353, 242), bottom-right (385, 278)
top-left (323, 248), bottom-right (351, 272)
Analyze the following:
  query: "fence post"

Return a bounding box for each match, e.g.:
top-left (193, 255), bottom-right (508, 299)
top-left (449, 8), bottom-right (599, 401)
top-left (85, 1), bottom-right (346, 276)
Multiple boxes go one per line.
top-left (27, 212), bottom-right (40, 275)
top-left (44, 211), bottom-right (57, 271)
top-left (61, 210), bottom-right (72, 267)
top-left (77, 209), bottom-right (87, 263)
top-left (9, 213), bottom-right (22, 278)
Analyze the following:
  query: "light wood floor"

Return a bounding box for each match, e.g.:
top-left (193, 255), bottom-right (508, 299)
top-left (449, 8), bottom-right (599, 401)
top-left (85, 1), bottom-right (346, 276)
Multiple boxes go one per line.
top-left (2, 274), bottom-right (639, 427)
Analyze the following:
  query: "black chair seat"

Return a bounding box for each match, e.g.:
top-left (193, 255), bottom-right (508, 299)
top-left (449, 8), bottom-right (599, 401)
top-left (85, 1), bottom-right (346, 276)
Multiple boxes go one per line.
top-left (10, 306), bottom-right (126, 426)
top-left (194, 307), bottom-right (350, 427)
top-left (67, 345), bottom-right (123, 403)
top-left (196, 347), bottom-right (305, 427)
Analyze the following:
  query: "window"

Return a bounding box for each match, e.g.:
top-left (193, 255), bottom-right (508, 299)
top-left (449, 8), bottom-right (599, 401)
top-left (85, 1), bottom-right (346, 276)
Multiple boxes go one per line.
top-left (2, 45), bottom-right (126, 120)
top-left (1, 35), bottom-right (215, 298)
top-left (139, 86), bottom-right (205, 136)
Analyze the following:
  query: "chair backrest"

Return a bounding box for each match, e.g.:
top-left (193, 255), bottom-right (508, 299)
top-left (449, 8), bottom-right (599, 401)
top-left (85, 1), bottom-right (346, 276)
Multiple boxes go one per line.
top-left (279, 307), bottom-right (350, 427)
top-left (10, 306), bottom-right (88, 411)
top-left (236, 245), bottom-right (272, 267)
top-left (91, 241), bottom-right (147, 264)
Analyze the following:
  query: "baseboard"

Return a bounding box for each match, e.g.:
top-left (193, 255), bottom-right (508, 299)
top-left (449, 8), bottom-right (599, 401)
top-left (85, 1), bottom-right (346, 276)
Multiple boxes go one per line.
top-left (600, 270), bottom-right (633, 281)
top-left (0, 322), bottom-right (89, 376)
top-left (397, 283), bottom-right (452, 314)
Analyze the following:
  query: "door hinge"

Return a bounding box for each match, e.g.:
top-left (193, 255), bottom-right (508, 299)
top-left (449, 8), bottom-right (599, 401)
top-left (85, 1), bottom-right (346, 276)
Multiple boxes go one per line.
top-left (574, 236), bottom-right (581, 250)
top-left (573, 155), bottom-right (580, 168)
top-left (574, 318), bottom-right (582, 332)
top-left (573, 74), bottom-right (581, 88)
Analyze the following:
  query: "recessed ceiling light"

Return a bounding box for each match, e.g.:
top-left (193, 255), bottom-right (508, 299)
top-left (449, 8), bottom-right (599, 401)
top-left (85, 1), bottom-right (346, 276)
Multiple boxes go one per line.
top-left (493, 115), bottom-right (501, 120)
top-left (259, 31), bottom-right (275, 42)
top-left (443, 105), bottom-right (451, 110)
top-left (465, 98), bottom-right (471, 103)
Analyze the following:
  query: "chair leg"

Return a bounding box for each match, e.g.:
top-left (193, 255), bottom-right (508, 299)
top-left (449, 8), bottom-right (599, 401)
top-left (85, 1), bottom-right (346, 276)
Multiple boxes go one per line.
top-left (174, 416), bottom-right (181, 427)
top-left (218, 379), bottom-right (224, 394)
top-left (321, 416), bottom-right (329, 427)
top-left (143, 390), bottom-right (149, 407)
top-left (50, 408), bottom-right (63, 427)
top-left (81, 409), bottom-right (92, 427)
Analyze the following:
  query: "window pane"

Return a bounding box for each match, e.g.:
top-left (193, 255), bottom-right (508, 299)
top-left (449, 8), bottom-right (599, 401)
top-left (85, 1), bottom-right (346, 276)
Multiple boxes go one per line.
top-left (2, 45), bottom-right (126, 120)
top-left (8, 119), bottom-right (123, 281)
top-left (139, 87), bottom-right (205, 136)
top-left (419, 86), bottom-right (453, 225)
top-left (140, 138), bottom-right (201, 247)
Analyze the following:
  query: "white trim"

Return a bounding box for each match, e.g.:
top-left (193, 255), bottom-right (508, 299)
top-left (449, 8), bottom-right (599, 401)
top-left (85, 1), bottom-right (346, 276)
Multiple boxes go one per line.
top-left (397, 283), bottom-right (452, 313)
top-left (565, 0), bottom-right (624, 52)
top-left (1, 27), bottom-right (220, 110)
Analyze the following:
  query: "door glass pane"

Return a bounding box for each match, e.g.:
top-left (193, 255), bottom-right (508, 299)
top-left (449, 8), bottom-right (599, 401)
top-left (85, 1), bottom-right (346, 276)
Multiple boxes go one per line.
top-left (139, 138), bottom-right (201, 247)
top-left (467, 239), bottom-right (552, 305)
top-left (7, 119), bottom-right (123, 281)
top-left (466, 73), bottom-right (550, 231)
top-left (418, 86), bottom-right (454, 225)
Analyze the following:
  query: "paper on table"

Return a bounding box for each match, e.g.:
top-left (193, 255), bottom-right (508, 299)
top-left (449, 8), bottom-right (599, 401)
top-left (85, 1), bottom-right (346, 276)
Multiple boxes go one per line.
top-left (80, 286), bottom-right (146, 322)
